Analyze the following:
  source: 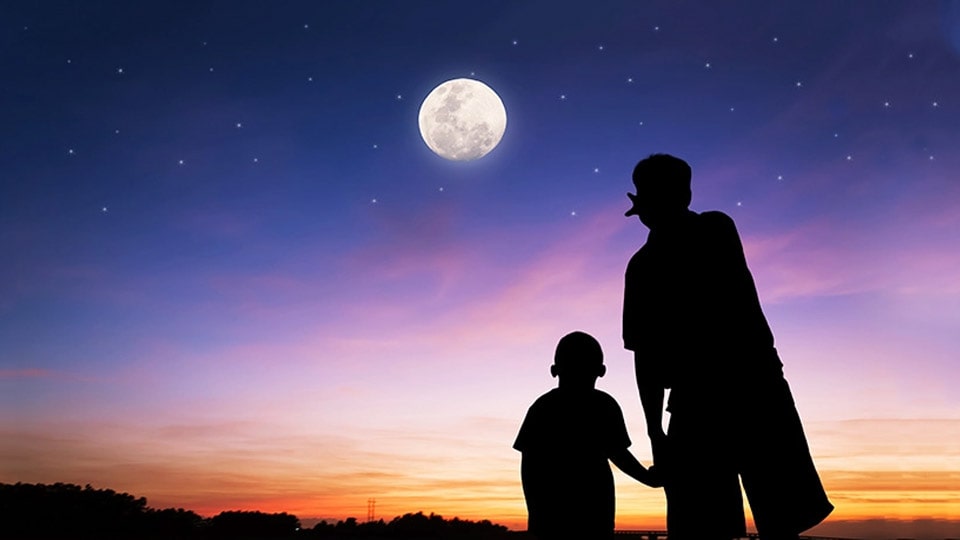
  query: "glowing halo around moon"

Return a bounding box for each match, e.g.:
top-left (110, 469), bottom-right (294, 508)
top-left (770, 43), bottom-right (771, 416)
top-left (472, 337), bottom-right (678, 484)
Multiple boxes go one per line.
top-left (418, 78), bottom-right (507, 161)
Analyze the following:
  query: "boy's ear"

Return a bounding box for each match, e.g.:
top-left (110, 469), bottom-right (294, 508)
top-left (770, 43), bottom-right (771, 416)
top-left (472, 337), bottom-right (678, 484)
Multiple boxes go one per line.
top-left (597, 365), bottom-right (607, 378)
top-left (550, 364), bottom-right (559, 378)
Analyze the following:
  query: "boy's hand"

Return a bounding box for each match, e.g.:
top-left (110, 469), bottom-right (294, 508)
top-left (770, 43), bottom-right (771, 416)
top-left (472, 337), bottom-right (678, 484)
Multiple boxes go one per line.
top-left (609, 448), bottom-right (662, 489)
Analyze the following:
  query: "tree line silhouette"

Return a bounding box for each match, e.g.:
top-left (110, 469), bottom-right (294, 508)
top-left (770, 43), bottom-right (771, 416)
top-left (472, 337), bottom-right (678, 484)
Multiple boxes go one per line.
top-left (0, 483), bottom-right (514, 539)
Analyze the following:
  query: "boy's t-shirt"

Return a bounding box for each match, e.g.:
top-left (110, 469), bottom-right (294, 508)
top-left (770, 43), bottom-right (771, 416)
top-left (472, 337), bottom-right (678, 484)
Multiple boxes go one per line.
top-left (513, 387), bottom-right (631, 537)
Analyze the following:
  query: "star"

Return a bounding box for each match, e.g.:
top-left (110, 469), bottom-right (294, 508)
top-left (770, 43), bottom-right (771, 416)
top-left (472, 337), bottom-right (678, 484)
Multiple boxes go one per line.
top-left (705, 62), bottom-right (712, 68)
top-left (570, 211), bottom-right (577, 217)
top-left (929, 155), bottom-right (935, 160)
top-left (777, 174), bottom-right (784, 181)
top-left (833, 132), bottom-right (840, 138)
top-left (117, 67), bottom-right (124, 74)
top-left (396, 94), bottom-right (402, 100)
top-left (559, 94), bottom-right (567, 100)
top-left (598, 45), bottom-right (605, 51)
top-left (308, 76), bottom-right (313, 81)
top-left (654, 25), bottom-right (660, 31)
top-left (236, 122), bottom-right (243, 128)
top-left (773, 36), bottom-right (779, 43)
top-left (303, 24), bottom-right (310, 29)
top-left (371, 198), bottom-right (378, 204)
top-left (438, 187), bottom-right (445, 192)
top-left (178, 159), bottom-right (184, 165)
top-left (932, 101), bottom-right (939, 107)
top-left (795, 81), bottom-right (803, 87)
top-left (593, 167), bottom-right (600, 173)
top-left (470, 71), bottom-right (476, 76)
top-left (101, 206), bottom-right (108, 213)
top-left (253, 157), bottom-right (259, 163)
top-left (66, 59), bottom-right (72, 64)
top-left (68, 148), bottom-right (75, 155)
top-left (512, 39), bottom-right (518, 46)
top-left (884, 101), bottom-right (890, 108)
top-left (372, 144), bottom-right (378, 149)
top-left (736, 201), bottom-right (742, 207)
top-left (202, 41), bottom-right (207, 46)
top-left (846, 155), bottom-right (853, 161)
top-left (209, 67), bottom-right (214, 72)
top-left (729, 106), bottom-right (735, 112)
top-left (908, 52), bottom-right (914, 59)
top-left (627, 77), bottom-right (633, 83)
top-left (639, 121), bottom-right (644, 126)
top-left (114, 129), bottom-right (120, 134)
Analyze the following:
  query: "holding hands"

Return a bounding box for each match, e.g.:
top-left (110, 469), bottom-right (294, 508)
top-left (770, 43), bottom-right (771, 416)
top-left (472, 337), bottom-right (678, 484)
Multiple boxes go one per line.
top-left (643, 464), bottom-right (664, 488)
top-left (610, 447), bottom-right (664, 489)
top-left (647, 431), bottom-right (671, 488)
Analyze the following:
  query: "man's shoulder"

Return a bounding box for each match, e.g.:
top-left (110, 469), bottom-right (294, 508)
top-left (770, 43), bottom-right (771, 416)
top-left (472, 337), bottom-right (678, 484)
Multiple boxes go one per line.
top-left (693, 211), bottom-right (741, 247)
top-left (699, 210), bottom-right (736, 228)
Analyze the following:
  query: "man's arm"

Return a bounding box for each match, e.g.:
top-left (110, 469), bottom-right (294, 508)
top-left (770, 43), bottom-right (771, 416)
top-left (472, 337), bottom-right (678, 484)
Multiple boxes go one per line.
top-left (634, 352), bottom-right (670, 473)
top-left (635, 352), bottom-right (665, 439)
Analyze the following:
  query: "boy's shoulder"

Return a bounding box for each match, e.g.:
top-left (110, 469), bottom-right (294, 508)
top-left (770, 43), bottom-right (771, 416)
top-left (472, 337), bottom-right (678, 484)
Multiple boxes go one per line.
top-left (528, 388), bottom-right (620, 409)
top-left (592, 388), bottom-right (622, 410)
top-left (528, 387), bottom-right (561, 408)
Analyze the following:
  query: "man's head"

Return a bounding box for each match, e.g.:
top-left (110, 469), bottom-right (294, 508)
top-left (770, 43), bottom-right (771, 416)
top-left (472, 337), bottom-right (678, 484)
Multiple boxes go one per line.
top-left (551, 331), bottom-right (606, 389)
top-left (625, 153), bottom-right (692, 229)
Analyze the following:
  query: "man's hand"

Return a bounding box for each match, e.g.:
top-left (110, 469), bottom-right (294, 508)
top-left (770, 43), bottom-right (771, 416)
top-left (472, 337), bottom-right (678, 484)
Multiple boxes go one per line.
top-left (650, 432), bottom-right (670, 481)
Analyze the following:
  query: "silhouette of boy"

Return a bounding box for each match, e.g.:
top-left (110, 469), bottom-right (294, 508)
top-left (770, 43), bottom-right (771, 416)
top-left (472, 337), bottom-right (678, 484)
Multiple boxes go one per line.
top-left (623, 154), bottom-right (833, 540)
top-left (514, 331), bottom-right (660, 540)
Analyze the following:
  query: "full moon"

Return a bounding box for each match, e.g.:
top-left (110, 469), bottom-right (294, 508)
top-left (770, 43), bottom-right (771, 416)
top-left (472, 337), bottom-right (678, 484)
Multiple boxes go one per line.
top-left (418, 78), bottom-right (507, 161)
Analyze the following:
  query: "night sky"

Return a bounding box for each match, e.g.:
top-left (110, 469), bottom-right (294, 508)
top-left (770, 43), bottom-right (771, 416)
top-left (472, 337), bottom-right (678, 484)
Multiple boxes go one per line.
top-left (3, 2), bottom-right (960, 538)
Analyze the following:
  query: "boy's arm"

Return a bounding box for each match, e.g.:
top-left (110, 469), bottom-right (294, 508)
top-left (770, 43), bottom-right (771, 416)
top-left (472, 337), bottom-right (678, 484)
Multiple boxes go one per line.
top-left (610, 447), bottom-right (661, 488)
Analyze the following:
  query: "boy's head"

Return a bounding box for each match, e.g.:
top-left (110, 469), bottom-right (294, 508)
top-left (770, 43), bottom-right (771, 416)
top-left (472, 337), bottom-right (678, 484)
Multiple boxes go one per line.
top-left (550, 331), bottom-right (606, 388)
top-left (625, 153), bottom-right (692, 228)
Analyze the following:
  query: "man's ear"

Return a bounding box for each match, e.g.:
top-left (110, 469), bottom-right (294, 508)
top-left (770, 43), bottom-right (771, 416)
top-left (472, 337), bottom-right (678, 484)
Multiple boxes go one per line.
top-left (597, 365), bottom-right (607, 378)
top-left (550, 365), bottom-right (559, 378)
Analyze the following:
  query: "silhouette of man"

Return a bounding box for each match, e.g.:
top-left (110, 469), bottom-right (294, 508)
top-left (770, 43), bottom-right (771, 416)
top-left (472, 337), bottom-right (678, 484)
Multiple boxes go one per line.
top-left (622, 154), bottom-right (833, 540)
top-left (514, 331), bottom-right (661, 540)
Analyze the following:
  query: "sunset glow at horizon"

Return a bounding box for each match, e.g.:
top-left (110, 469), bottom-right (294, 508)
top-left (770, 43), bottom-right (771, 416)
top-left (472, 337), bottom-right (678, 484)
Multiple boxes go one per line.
top-left (3, 2), bottom-right (959, 540)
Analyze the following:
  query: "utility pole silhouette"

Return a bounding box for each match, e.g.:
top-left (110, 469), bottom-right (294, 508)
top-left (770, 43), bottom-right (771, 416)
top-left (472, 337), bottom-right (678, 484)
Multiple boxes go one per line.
top-left (367, 498), bottom-right (376, 522)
